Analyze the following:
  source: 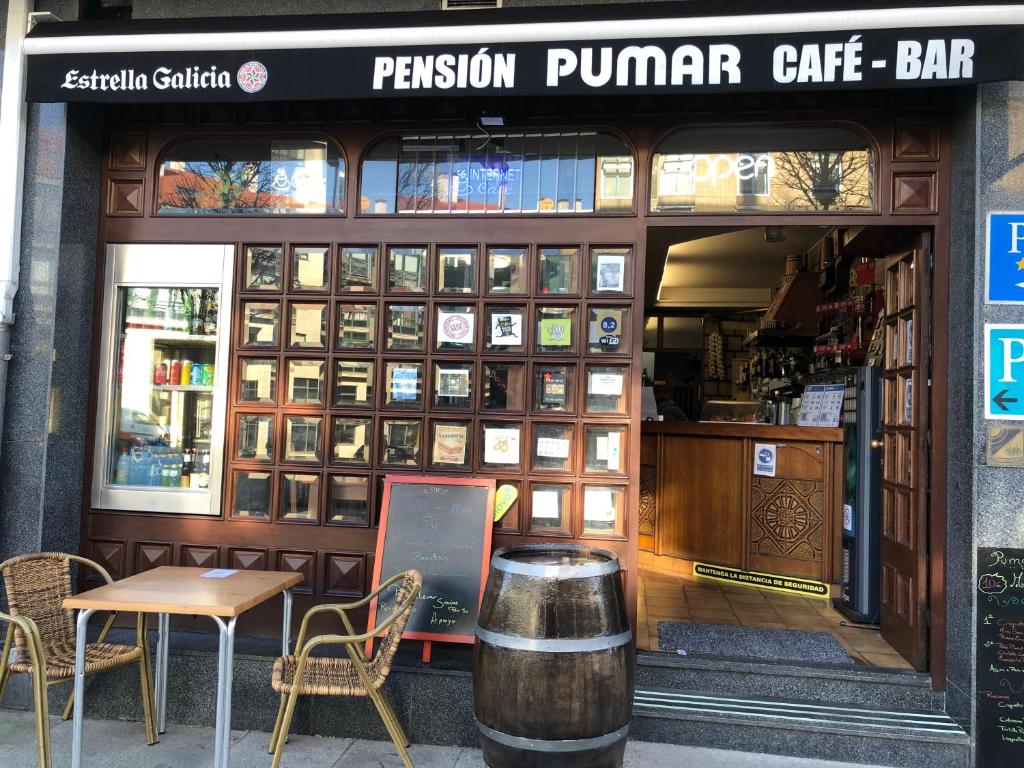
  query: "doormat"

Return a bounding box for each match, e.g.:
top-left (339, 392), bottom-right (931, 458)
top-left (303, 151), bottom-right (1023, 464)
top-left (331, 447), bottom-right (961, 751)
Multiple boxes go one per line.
top-left (658, 622), bottom-right (854, 666)
top-left (693, 561), bottom-right (830, 599)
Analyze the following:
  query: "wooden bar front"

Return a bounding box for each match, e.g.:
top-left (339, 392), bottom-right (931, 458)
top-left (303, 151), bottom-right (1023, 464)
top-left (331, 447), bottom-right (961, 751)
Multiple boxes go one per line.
top-left (641, 422), bottom-right (844, 583)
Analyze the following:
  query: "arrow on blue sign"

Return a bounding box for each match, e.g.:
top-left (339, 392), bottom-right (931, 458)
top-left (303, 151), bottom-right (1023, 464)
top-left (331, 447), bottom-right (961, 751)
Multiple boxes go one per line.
top-left (986, 325), bottom-right (1024, 420)
top-left (987, 213), bottom-right (1024, 303)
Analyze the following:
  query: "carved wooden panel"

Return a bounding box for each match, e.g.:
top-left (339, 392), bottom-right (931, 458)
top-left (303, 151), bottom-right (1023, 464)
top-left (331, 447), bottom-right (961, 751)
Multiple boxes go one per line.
top-left (892, 173), bottom-right (937, 214)
top-left (324, 552), bottom-right (365, 597)
top-left (107, 179), bottom-right (144, 216)
top-left (227, 547), bottom-right (268, 571)
top-left (638, 464), bottom-right (657, 537)
top-left (88, 539), bottom-right (126, 581)
top-left (180, 544), bottom-right (219, 569)
top-left (109, 132), bottom-right (147, 170)
top-left (892, 121), bottom-right (939, 162)
top-left (750, 477), bottom-right (823, 562)
top-left (276, 550), bottom-right (316, 595)
top-left (135, 541), bottom-right (172, 573)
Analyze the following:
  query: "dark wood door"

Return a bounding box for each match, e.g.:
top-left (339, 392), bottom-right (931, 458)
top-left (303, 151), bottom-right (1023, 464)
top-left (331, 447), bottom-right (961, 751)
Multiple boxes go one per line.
top-left (880, 236), bottom-right (931, 671)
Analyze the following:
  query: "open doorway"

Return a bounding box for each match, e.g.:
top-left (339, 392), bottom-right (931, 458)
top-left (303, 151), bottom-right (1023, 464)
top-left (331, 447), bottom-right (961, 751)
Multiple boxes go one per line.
top-left (637, 224), bottom-right (931, 672)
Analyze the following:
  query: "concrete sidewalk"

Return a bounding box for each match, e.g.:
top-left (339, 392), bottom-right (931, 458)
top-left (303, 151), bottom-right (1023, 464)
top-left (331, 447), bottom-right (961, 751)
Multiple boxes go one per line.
top-left (0, 709), bottom-right (892, 768)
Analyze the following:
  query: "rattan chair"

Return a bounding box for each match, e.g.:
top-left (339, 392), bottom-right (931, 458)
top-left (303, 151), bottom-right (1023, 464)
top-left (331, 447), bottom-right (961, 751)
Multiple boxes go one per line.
top-left (268, 569), bottom-right (422, 768)
top-left (0, 552), bottom-right (157, 768)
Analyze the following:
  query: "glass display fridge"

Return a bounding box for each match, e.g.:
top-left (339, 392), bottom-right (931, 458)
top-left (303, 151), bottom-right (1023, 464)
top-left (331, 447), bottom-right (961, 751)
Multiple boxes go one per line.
top-left (92, 244), bottom-right (234, 515)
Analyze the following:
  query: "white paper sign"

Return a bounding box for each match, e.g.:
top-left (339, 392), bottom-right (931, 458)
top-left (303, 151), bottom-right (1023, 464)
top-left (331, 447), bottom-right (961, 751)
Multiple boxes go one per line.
top-left (754, 443), bottom-right (777, 477)
top-left (590, 373), bottom-right (624, 396)
top-left (484, 427), bottom-right (521, 464)
top-left (584, 488), bottom-right (616, 522)
top-left (490, 312), bottom-right (523, 346)
top-left (594, 433), bottom-right (621, 471)
top-left (595, 253), bottom-right (626, 292)
top-left (536, 437), bottom-right (570, 458)
top-left (532, 490), bottom-right (561, 519)
top-left (201, 569), bottom-right (239, 579)
top-left (437, 311), bottom-right (475, 344)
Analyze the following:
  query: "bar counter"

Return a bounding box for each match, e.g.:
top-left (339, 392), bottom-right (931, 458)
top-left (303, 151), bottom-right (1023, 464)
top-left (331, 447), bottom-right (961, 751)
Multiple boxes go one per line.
top-left (640, 421), bottom-right (844, 583)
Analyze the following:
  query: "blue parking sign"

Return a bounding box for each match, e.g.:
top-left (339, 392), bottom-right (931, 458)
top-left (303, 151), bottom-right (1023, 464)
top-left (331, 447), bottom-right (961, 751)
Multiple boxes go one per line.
top-left (987, 213), bottom-right (1024, 303)
top-left (986, 325), bottom-right (1024, 420)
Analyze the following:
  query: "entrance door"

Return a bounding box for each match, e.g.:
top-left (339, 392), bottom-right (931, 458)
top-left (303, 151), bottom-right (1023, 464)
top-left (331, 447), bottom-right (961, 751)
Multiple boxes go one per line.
top-left (879, 235), bottom-right (931, 670)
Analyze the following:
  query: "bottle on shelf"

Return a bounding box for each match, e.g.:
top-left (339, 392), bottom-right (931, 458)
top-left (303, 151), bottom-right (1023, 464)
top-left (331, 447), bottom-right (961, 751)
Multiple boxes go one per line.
top-left (180, 449), bottom-right (193, 488)
top-left (114, 449), bottom-right (129, 484)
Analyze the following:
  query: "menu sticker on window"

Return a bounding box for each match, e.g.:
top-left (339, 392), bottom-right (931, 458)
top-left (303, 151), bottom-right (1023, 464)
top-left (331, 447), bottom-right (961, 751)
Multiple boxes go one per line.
top-left (754, 443), bottom-right (777, 477)
top-left (484, 427), bottom-right (520, 465)
top-left (433, 424), bottom-right (468, 465)
top-left (437, 311), bottom-right (475, 344)
top-left (536, 437), bottom-right (570, 458)
top-left (541, 370), bottom-right (568, 405)
top-left (490, 312), bottom-right (523, 346)
top-left (595, 253), bottom-right (626, 292)
top-left (539, 318), bottom-right (572, 346)
top-left (391, 367), bottom-right (419, 401)
top-left (589, 372), bottom-right (624, 396)
top-left (532, 489), bottom-right (561, 519)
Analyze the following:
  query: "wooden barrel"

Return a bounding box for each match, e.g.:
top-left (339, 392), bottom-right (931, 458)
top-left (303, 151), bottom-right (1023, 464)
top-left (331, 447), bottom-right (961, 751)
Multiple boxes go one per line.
top-left (473, 544), bottom-right (634, 768)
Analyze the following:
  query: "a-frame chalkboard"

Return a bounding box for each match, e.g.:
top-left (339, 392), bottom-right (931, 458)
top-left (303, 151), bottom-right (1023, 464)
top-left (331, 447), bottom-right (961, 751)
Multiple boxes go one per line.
top-left (367, 476), bottom-right (495, 661)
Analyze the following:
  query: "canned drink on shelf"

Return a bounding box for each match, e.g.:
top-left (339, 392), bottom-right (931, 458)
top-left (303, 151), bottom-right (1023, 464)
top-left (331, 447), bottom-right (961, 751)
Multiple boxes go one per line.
top-left (189, 362), bottom-right (204, 386)
top-left (180, 360), bottom-right (192, 386)
top-left (201, 363), bottom-right (215, 387)
top-left (153, 361), bottom-right (168, 385)
top-left (169, 359), bottom-right (181, 386)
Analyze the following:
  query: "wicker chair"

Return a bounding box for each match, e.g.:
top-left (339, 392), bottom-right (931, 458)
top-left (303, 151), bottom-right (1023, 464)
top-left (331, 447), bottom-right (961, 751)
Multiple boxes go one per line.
top-left (0, 553), bottom-right (157, 768)
top-left (268, 569), bottom-right (422, 768)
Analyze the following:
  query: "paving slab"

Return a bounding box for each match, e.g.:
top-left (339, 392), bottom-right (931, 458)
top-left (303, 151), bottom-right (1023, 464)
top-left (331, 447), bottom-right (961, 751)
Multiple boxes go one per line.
top-left (0, 709), bottom-right (895, 768)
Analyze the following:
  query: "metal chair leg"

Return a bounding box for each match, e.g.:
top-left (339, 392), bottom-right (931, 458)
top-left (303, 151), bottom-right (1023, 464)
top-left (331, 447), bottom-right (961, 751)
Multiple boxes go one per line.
top-left (62, 613), bottom-right (117, 721)
top-left (367, 687), bottom-right (414, 768)
top-left (0, 623), bottom-right (13, 705)
top-left (270, 687), bottom-right (301, 768)
top-left (378, 690), bottom-right (411, 748)
top-left (268, 694), bottom-right (287, 754)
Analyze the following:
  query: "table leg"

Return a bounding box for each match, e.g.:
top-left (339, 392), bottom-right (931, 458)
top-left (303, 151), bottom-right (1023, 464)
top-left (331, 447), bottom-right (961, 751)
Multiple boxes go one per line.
top-left (211, 616), bottom-right (237, 768)
top-left (281, 589), bottom-right (293, 657)
top-left (155, 612), bottom-right (170, 734)
top-left (71, 608), bottom-right (96, 768)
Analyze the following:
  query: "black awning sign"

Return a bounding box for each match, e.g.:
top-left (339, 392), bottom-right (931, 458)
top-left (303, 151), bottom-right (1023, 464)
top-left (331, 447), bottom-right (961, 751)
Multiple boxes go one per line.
top-left (25, 25), bottom-right (1024, 103)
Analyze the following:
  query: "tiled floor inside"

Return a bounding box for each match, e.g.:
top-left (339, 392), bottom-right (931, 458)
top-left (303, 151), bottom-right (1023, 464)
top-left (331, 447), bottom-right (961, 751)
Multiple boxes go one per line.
top-left (637, 558), bottom-right (914, 670)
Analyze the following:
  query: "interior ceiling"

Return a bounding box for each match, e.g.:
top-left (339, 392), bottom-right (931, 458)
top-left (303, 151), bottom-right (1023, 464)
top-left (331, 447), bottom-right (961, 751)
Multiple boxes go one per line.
top-left (647, 226), bottom-right (829, 309)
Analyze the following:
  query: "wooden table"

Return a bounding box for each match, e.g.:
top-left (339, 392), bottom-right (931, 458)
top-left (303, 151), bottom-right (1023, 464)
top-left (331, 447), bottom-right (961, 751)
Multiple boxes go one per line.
top-left (63, 566), bottom-right (302, 768)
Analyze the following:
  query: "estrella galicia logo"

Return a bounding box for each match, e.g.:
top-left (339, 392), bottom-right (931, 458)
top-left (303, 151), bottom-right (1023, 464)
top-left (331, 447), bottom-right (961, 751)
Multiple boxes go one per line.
top-left (237, 61), bottom-right (269, 94)
top-left (601, 317), bottom-right (618, 333)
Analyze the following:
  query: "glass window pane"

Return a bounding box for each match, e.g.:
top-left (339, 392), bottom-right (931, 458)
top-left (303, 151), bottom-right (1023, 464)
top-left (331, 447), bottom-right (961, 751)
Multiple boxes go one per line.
top-left (650, 127), bottom-right (874, 213)
top-left (481, 422), bottom-right (522, 470)
top-left (532, 422), bottom-right (574, 473)
top-left (535, 306), bottom-right (576, 353)
top-left (385, 304), bottom-right (425, 351)
top-left (435, 305), bottom-right (476, 352)
top-left (288, 302), bottom-right (327, 350)
top-left (387, 246), bottom-right (428, 293)
top-left (280, 473), bottom-right (320, 522)
top-left (582, 485), bottom-right (625, 536)
top-left (286, 359), bottom-right (325, 406)
top-left (241, 301), bottom-right (280, 348)
top-left (108, 287), bottom-right (219, 489)
top-left (284, 415), bottom-right (322, 463)
top-left (429, 420), bottom-right (472, 470)
top-left (384, 361), bottom-right (423, 408)
top-left (533, 364), bottom-right (575, 414)
top-left (530, 482), bottom-right (571, 533)
top-left (584, 425), bottom-right (626, 474)
top-left (487, 247), bottom-right (527, 294)
top-left (338, 246), bottom-right (378, 293)
top-left (381, 419), bottom-right (422, 467)
top-left (481, 362), bottom-right (525, 412)
top-left (243, 246), bottom-right (282, 291)
top-left (232, 470), bottom-right (271, 519)
top-left (336, 303), bottom-right (377, 350)
top-left (327, 474), bottom-right (370, 526)
top-left (331, 416), bottom-right (372, 466)
top-left (236, 414), bottom-right (274, 462)
top-left (239, 358), bottom-right (277, 404)
top-left (290, 246), bottom-right (330, 291)
top-left (484, 306), bottom-right (526, 353)
top-left (433, 362), bottom-right (473, 410)
top-left (586, 365), bottom-right (629, 415)
top-left (538, 247), bottom-right (579, 295)
top-left (158, 136), bottom-right (344, 215)
top-left (437, 246), bottom-right (477, 294)
top-left (333, 360), bottom-right (374, 408)
top-left (587, 306), bottom-right (631, 354)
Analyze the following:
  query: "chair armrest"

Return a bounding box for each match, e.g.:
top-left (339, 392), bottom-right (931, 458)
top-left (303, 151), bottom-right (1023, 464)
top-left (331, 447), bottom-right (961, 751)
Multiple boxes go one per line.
top-left (66, 554), bottom-right (115, 585)
top-left (331, 570), bottom-right (414, 611)
top-left (0, 611), bottom-right (47, 669)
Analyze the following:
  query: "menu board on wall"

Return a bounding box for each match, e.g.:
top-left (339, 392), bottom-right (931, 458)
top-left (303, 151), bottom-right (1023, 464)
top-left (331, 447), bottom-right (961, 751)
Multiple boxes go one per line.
top-left (797, 384), bottom-right (845, 427)
top-left (977, 547), bottom-right (1024, 767)
top-left (368, 476), bottom-right (495, 648)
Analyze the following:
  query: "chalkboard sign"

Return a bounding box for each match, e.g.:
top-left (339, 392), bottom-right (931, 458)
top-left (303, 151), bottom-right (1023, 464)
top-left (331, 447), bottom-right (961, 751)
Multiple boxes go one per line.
top-left (368, 476), bottom-right (495, 648)
top-left (977, 547), bottom-right (1024, 767)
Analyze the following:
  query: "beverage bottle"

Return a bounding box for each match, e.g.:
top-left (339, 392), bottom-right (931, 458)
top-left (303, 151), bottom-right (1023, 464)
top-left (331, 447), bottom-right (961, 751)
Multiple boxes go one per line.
top-left (197, 452), bottom-right (210, 489)
top-left (170, 359), bottom-right (181, 385)
top-left (180, 451), bottom-right (192, 488)
top-left (114, 450), bottom-right (129, 484)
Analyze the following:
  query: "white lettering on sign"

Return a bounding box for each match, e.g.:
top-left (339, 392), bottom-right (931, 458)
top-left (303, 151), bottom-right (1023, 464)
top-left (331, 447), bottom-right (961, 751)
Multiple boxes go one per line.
top-left (373, 48), bottom-right (516, 91)
top-left (547, 43), bottom-right (741, 88)
top-left (1009, 222), bottom-right (1024, 254)
top-left (895, 39), bottom-right (974, 80)
top-left (60, 65), bottom-right (232, 93)
top-left (999, 338), bottom-right (1024, 383)
top-left (772, 36), bottom-right (863, 83)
